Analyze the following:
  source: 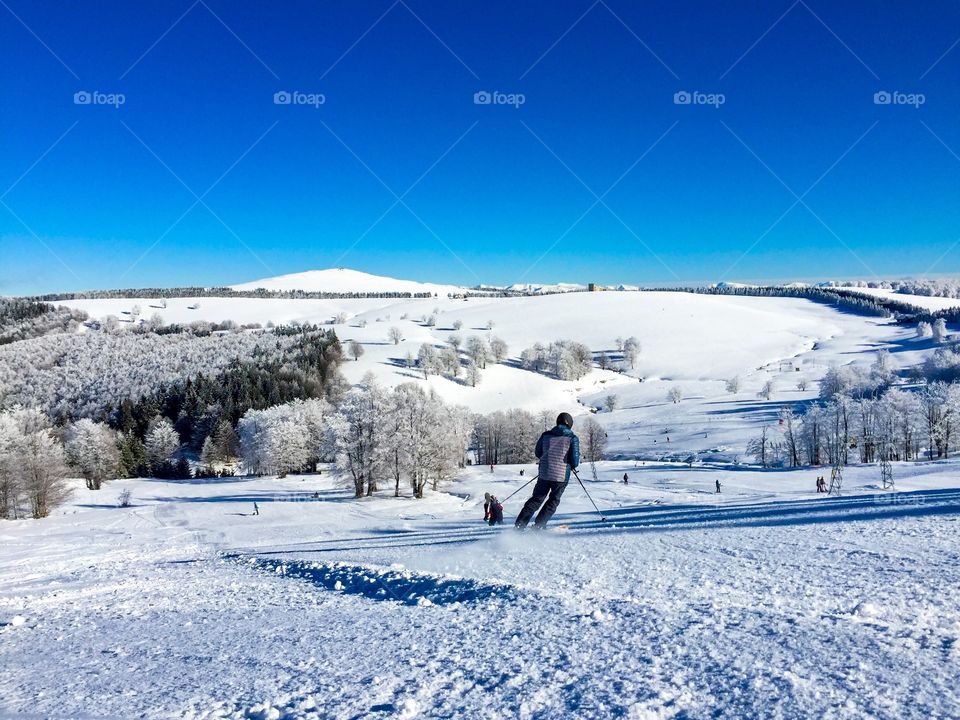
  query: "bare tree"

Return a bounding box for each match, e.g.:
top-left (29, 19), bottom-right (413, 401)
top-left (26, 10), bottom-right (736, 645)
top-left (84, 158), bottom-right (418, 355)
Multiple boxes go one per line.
top-left (466, 360), bottom-right (482, 387)
top-left (488, 337), bottom-right (508, 364)
top-left (348, 340), bottom-right (365, 361)
top-left (580, 417), bottom-right (608, 462)
top-left (622, 337), bottom-right (641, 369)
top-left (388, 327), bottom-right (403, 345)
top-left (758, 380), bottom-right (775, 400)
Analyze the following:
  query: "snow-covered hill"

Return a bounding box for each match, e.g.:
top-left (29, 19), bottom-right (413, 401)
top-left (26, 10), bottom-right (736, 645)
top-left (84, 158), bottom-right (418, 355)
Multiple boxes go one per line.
top-left (229, 267), bottom-right (464, 296)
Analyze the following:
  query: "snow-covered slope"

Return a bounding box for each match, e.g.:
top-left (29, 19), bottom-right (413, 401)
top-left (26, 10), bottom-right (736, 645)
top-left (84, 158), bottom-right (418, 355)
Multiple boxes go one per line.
top-left (2, 462), bottom-right (959, 719)
top-left (840, 286), bottom-right (960, 311)
top-left (229, 267), bottom-right (464, 296)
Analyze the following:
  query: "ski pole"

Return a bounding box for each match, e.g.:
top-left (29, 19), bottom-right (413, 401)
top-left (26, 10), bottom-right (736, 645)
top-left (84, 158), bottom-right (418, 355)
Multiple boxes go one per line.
top-left (500, 474), bottom-right (537, 505)
top-left (572, 468), bottom-right (607, 522)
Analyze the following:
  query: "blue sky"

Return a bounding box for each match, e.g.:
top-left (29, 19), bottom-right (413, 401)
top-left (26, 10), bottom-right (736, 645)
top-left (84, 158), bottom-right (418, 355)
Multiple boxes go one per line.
top-left (1, 0), bottom-right (958, 294)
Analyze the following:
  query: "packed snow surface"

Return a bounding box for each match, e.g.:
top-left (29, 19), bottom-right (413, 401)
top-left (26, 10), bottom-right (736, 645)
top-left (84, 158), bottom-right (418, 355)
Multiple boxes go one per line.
top-left (1, 463), bottom-right (958, 719)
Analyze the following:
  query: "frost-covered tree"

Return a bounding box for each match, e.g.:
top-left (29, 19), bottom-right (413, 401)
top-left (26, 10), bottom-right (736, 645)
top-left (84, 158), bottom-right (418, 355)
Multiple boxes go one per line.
top-left (237, 399), bottom-right (329, 477)
top-left (465, 336), bottom-right (490, 369)
top-left (580, 417), bottom-right (608, 462)
top-left (65, 419), bottom-right (120, 490)
top-left (348, 340), bottom-right (365, 361)
top-left (334, 312), bottom-right (348, 324)
top-left (466, 360), bottom-right (482, 387)
top-left (21, 428), bottom-right (72, 519)
top-left (388, 327), bottom-right (403, 345)
top-left (329, 384), bottom-right (387, 497)
top-left (917, 321), bottom-right (933, 338)
top-left (440, 347), bottom-right (461, 378)
top-left (747, 426), bottom-right (775, 467)
top-left (597, 351), bottom-right (610, 370)
top-left (0, 413), bottom-right (24, 518)
top-left (622, 337), bottom-right (641, 369)
top-left (796, 378), bottom-right (809, 391)
top-left (667, 386), bottom-right (683, 404)
top-left (725, 376), bottom-right (741, 394)
top-left (202, 420), bottom-right (239, 465)
top-left (604, 394), bottom-right (618, 412)
top-left (145, 417), bottom-right (180, 470)
top-left (417, 343), bottom-right (440, 379)
top-left (520, 343), bottom-right (547, 373)
top-left (447, 334), bottom-right (462, 350)
top-left (757, 380), bottom-right (775, 400)
top-left (488, 337), bottom-right (508, 364)
top-left (933, 318), bottom-right (948, 343)
top-left (452, 319), bottom-right (463, 331)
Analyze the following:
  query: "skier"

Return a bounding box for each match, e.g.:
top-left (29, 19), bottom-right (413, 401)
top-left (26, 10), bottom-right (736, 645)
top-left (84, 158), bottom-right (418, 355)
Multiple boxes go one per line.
top-left (490, 464), bottom-right (494, 473)
top-left (483, 492), bottom-right (504, 526)
top-left (253, 502), bottom-right (260, 515)
top-left (715, 479), bottom-right (721, 494)
top-left (520, 469), bottom-right (525, 477)
top-left (515, 412), bottom-right (580, 530)
top-left (623, 473), bottom-right (629, 484)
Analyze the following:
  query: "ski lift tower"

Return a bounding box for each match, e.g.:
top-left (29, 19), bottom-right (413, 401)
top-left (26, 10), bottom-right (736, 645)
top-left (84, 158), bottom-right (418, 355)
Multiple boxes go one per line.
top-left (880, 442), bottom-right (894, 490)
top-left (827, 462), bottom-right (843, 496)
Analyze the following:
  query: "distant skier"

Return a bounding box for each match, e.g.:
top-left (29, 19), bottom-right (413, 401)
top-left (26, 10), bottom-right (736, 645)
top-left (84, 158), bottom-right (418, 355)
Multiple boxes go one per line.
top-left (253, 502), bottom-right (260, 515)
top-left (490, 464), bottom-right (495, 473)
top-left (715, 480), bottom-right (721, 494)
top-left (483, 492), bottom-right (504, 526)
top-left (520, 469), bottom-right (525, 477)
top-left (515, 413), bottom-right (580, 530)
top-left (623, 473), bottom-right (629, 484)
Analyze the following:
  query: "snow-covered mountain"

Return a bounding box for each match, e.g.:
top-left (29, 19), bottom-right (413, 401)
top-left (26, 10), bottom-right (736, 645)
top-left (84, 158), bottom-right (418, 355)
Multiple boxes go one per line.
top-left (506, 281), bottom-right (586, 294)
top-left (230, 268), bottom-right (464, 296)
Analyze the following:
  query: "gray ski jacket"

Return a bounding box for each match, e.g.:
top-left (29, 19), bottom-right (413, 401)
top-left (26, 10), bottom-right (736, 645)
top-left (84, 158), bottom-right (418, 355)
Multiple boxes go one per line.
top-left (535, 425), bottom-right (580, 484)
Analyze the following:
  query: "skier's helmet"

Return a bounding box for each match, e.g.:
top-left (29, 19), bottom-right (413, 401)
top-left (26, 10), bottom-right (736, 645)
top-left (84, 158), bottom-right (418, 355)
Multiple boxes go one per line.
top-left (556, 412), bottom-right (574, 429)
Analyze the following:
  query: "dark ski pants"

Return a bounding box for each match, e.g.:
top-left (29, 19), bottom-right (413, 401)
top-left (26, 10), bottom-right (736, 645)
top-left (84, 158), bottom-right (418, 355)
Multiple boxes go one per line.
top-left (515, 479), bottom-right (567, 528)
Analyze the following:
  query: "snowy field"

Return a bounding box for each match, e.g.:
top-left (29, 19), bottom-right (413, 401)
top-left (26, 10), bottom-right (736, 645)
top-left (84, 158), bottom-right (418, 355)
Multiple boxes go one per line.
top-left (7, 271), bottom-right (958, 718)
top-left (1, 462), bottom-right (959, 719)
top-left (62, 282), bottom-right (918, 430)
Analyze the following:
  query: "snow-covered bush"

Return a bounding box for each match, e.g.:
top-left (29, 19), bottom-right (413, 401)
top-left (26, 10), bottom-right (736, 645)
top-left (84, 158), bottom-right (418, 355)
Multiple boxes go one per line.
top-left (667, 386), bottom-right (683, 404)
